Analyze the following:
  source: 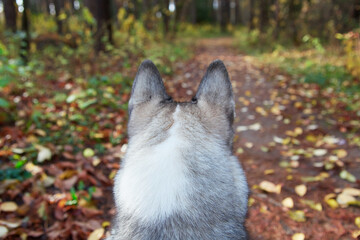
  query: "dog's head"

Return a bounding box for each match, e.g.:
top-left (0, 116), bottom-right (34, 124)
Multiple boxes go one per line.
top-left (127, 59), bottom-right (235, 150)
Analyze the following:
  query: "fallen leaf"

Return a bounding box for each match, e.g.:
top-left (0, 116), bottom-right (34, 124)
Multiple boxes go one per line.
top-left (264, 169), bottom-right (274, 175)
top-left (261, 146), bottom-right (269, 152)
top-left (282, 197), bottom-right (294, 208)
top-left (325, 198), bottom-right (339, 209)
top-left (245, 142), bottom-right (253, 148)
top-left (37, 146), bottom-right (52, 162)
top-left (301, 199), bottom-right (322, 211)
top-left (335, 149), bottom-right (347, 158)
top-left (313, 149), bottom-right (327, 157)
top-left (292, 233), bottom-right (305, 240)
top-left (259, 181), bottom-right (281, 194)
top-left (336, 193), bottom-right (356, 206)
top-left (273, 136), bottom-right (284, 144)
top-left (25, 162), bottom-right (42, 175)
top-left (0, 202), bottom-right (18, 212)
top-left (83, 148), bottom-right (95, 157)
top-left (0, 226), bottom-right (8, 238)
top-left (339, 170), bottom-right (356, 183)
top-left (248, 123), bottom-right (262, 131)
top-left (355, 216), bottom-right (360, 228)
top-left (0, 219), bottom-right (22, 228)
top-left (352, 230), bottom-right (360, 239)
top-left (295, 184), bottom-right (307, 197)
top-left (342, 188), bottom-right (360, 197)
top-left (288, 210), bottom-right (306, 222)
top-left (256, 106), bottom-right (268, 116)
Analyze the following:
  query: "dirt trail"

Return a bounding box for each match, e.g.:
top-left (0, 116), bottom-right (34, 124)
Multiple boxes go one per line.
top-left (166, 38), bottom-right (360, 240)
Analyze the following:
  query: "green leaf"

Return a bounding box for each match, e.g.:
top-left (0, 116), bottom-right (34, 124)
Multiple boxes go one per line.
top-left (83, 148), bottom-right (95, 157)
top-left (70, 187), bottom-right (78, 201)
top-left (288, 210), bottom-right (306, 222)
top-left (0, 76), bottom-right (11, 87)
top-left (0, 98), bottom-right (10, 108)
top-left (339, 170), bottom-right (356, 183)
top-left (78, 99), bottom-right (97, 109)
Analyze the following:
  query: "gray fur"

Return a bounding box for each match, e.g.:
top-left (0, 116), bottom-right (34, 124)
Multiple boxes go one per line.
top-left (109, 60), bottom-right (249, 240)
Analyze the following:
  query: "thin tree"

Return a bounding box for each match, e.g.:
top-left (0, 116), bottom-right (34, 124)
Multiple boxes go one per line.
top-left (273, 0), bottom-right (280, 39)
top-left (87, 0), bottom-right (113, 52)
top-left (4, 0), bottom-right (17, 32)
top-left (220, 0), bottom-right (230, 31)
top-left (259, 0), bottom-right (269, 32)
top-left (161, 0), bottom-right (170, 36)
top-left (54, 0), bottom-right (65, 34)
top-left (21, 0), bottom-right (30, 63)
top-left (248, 0), bottom-right (256, 30)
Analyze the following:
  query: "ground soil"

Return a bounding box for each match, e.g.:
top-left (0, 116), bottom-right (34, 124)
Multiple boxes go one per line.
top-left (165, 38), bottom-right (360, 240)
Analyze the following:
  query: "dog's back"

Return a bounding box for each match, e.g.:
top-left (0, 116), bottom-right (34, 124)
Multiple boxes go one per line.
top-left (110, 60), bottom-right (249, 240)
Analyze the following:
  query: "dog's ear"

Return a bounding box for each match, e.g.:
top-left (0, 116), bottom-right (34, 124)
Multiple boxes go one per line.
top-left (194, 60), bottom-right (235, 120)
top-left (129, 60), bottom-right (170, 114)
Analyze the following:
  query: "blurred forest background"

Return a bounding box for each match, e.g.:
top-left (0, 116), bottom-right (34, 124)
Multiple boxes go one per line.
top-left (0, 0), bottom-right (360, 239)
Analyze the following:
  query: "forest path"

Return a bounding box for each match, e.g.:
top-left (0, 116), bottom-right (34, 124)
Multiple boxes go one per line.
top-left (165, 37), bottom-right (360, 240)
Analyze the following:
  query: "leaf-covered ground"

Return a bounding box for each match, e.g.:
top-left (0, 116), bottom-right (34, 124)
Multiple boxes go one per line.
top-left (1, 37), bottom-right (360, 239)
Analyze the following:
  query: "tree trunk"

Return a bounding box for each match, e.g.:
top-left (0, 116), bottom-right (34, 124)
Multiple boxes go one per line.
top-left (353, 0), bottom-right (360, 22)
top-left (249, 0), bottom-right (256, 30)
top-left (234, 0), bottom-right (241, 25)
top-left (90, 0), bottom-right (113, 52)
top-left (287, 0), bottom-right (302, 44)
top-left (220, 0), bottom-right (230, 31)
top-left (273, 0), bottom-right (280, 39)
top-left (44, 0), bottom-right (51, 14)
top-left (161, 0), bottom-right (170, 36)
top-left (54, 0), bottom-right (65, 34)
top-left (21, 0), bottom-right (30, 63)
top-left (4, 0), bottom-right (17, 32)
top-left (259, 0), bottom-right (269, 32)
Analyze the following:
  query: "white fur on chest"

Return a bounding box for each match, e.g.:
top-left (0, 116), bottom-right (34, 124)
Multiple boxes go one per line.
top-left (115, 106), bottom-right (189, 221)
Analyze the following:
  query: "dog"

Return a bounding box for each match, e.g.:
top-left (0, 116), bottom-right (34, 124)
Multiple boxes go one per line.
top-left (109, 59), bottom-right (249, 239)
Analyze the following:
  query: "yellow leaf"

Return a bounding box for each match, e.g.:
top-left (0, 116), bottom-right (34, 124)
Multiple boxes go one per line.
top-left (335, 149), bottom-right (348, 158)
top-left (342, 188), bottom-right (360, 197)
top-left (102, 221), bottom-right (111, 228)
top-left (83, 148), bottom-right (95, 157)
top-left (87, 228), bottom-right (104, 240)
top-left (282, 137), bottom-right (291, 145)
top-left (109, 170), bottom-right (117, 180)
top-left (355, 217), bottom-right (360, 228)
top-left (301, 199), bottom-right (322, 211)
top-left (295, 184), bottom-right (307, 197)
top-left (288, 210), bottom-right (306, 222)
top-left (0, 202), bottom-right (18, 212)
top-left (256, 106), bottom-right (268, 116)
top-left (92, 157), bottom-right (101, 167)
top-left (270, 105), bottom-right (281, 115)
top-left (259, 181), bottom-right (281, 194)
top-left (25, 162), bottom-right (42, 175)
top-left (236, 148), bottom-right (244, 154)
top-left (352, 230), bottom-right (360, 239)
top-left (282, 197), bottom-right (294, 208)
top-left (292, 233), bottom-right (305, 240)
top-left (336, 193), bottom-right (356, 206)
top-left (325, 198), bottom-right (339, 209)
top-left (294, 127), bottom-right (303, 135)
top-left (248, 197), bottom-right (255, 207)
top-left (264, 169), bottom-right (275, 175)
top-left (313, 149), bottom-right (327, 156)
